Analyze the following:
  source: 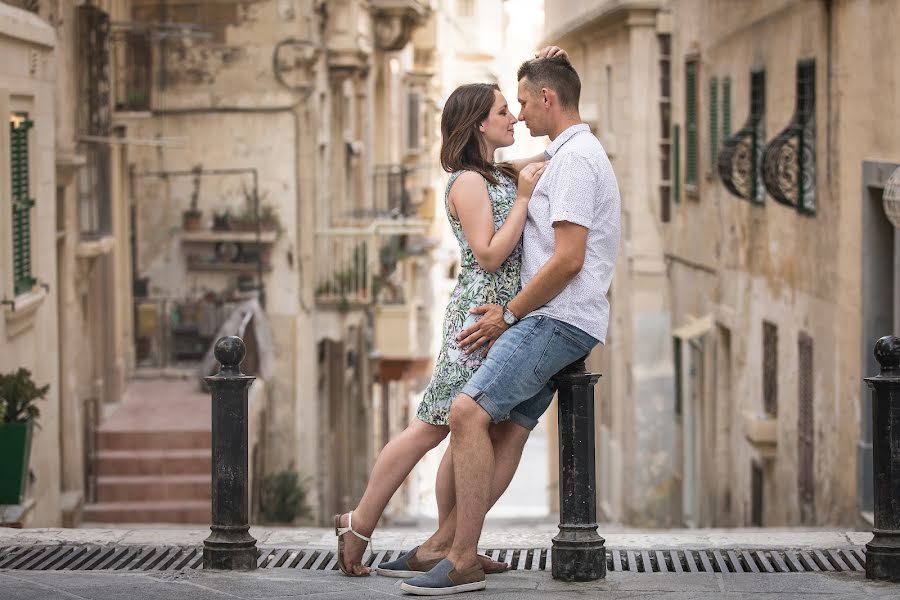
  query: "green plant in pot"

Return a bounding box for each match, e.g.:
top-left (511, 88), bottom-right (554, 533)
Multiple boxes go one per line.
top-left (0, 368), bottom-right (48, 504)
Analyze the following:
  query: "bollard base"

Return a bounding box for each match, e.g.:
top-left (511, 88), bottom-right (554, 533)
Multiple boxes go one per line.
top-left (203, 526), bottom-right (258, 571)
top-left (551, 544), bottom-right (606, 581)
top-left (551, 526), bottom-right (606, 582)
top-left (866, 534), bottom-right (900, 582)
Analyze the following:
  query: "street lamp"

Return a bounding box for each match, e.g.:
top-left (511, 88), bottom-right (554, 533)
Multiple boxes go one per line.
top-left (884, 166), bottom-right (900, 229)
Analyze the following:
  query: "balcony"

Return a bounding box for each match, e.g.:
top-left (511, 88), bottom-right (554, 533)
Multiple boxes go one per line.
top-left (315, 164), bottom-right (431, 307)
top-left (373, 253), bottom-right (429, 359)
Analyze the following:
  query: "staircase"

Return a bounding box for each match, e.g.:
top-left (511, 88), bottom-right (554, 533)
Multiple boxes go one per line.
top-left (84, 379), bottom-right (212, 524)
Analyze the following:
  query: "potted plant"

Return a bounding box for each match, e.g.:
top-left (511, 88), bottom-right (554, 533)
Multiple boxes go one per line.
top-left (0, 369), bottom-right (48, 504)
top-left (182, 165), bottom-right (203, 231)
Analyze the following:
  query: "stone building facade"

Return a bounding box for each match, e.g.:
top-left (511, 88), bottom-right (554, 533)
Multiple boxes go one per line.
top-left (542, 0), bottom-right (676, 526)
top-left (543, 0), bottom-right (900, 528)
top-left (666, 0), bottom-right (899, 528)
top-left (1, 0), bottom-right (439, 526)
top-left (116, 0), bottom-right (439, 524)
top-left (0, 0), bottom-right (135, 526)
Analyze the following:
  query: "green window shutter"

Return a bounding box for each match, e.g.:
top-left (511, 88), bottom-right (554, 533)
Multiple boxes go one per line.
top-left (709, 77), bottom-right (718, 173)
top-left (10, 116), bottom-right (35, 296)
top-left (673, 124), bottom-right (680, 203)
top-left (722, 77), bottom-right (732, 140)
top-left (673, 337), bottom-right (683, 417)
top-left (685, 60), bottom-right (698, 186)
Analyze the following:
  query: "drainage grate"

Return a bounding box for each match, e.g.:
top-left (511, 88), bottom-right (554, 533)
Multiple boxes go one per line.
top-left (0, 545), bottom-right (866, 574)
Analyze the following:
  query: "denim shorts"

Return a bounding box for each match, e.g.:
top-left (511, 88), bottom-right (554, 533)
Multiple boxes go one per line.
top-left (460, 315), bottom-right (599, 430)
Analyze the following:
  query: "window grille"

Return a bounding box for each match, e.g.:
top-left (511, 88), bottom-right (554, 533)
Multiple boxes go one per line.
top-left (10, 114), bottom-right (36, 296)
top-left (659, 34), bottom-right (672, 222)
top-left (797, 332), bottom-right (815, 523)
top-left (718, 69), bottom-right (766, 204)
top-left (76, 5), bottom-right (113, 238)
top-left (685, 59), bottom-right (699, 187)
top-left (721, 77), bottom-right (732, 140)
top-left (762, 321), bottom-right (778, 416)
top-left (113, 31), bottom-right (152, 111)
top-left (762, 59), bottom-right (816, 215)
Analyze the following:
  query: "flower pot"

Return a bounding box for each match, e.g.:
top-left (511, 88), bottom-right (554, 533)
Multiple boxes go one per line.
top-left (0, 421), bottom-right (33, 504)
top-left (183, 209), bottom-right (203, 231)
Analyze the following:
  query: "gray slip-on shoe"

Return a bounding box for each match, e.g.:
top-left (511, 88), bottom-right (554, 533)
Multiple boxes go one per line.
top-left (376, 546), bottom-right (442, 578)
top-left (399, 559), bottom-right (486, 596)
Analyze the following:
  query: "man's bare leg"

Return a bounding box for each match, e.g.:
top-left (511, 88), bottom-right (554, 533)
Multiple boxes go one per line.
top-left (338, 419), bottom-right (448, 575)
top-left (417, 419), bottom-right (529, 562)
top-left (436, 395), bottom-right (496, 571)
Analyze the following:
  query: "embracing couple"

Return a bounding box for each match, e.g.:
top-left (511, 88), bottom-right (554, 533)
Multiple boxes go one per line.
top-left (335, 46), bottom-right (621, 596)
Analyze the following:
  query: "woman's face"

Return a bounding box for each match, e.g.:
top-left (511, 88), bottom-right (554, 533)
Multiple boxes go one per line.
top-left (479, 90), bottom-right (517, 150)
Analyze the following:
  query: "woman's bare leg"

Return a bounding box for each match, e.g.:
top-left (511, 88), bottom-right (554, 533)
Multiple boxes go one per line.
top-left (432, 443), bottom-right (509, 572)
top-left (435, 443), bottom-right (455, 523)
top-left (338, 419), bottom-right (448, 574)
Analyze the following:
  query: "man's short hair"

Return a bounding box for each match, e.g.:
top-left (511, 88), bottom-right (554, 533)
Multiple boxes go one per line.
top-left (517, 56), bottom-right (581, 110)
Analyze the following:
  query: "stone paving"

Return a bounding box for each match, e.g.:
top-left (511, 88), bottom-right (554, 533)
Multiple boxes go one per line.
top-left (2, 563), bottom-right (899, 599)
top-left (1, 526), bottom-right (899, 598)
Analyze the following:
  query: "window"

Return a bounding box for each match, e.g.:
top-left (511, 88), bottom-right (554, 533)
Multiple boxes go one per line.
top-left (673, 337), bottom-right (683, 417)
top-left (658, 34), bottom-right (672, 222)
top-left (751, 460), bottom-right (764, 526)
top-left (718, 69), bottom-right (765, 204)
top-left (763, 321), bottom-right (778, 416)
top-left (798, 332), bottom-right (814, 523)
top-left (77, 5), bottom-right (112, 238)
top-left (709, 77), bottom-right (718, 176)
top-left (761, 59), bottom-right (816, 215)
top-left (748, 69), bottom-right (766, 205)
top-left (114, 31), bottom-right (152, 111)
top-left (684, 58), bottom-right (699, 187)
top-left (673, 124), bottom-right (680, 203)
top-left (406, 91), bottom-right (422, 152)
top-left (10, 114), bottom-right (36, 296)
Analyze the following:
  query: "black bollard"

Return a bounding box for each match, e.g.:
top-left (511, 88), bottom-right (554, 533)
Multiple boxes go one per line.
top-left (551, 358), bottom-right (605, 581)
top-left (864, 335), bottom-right (900, 581)
top-left (203, 336), bottom-right (258, 570)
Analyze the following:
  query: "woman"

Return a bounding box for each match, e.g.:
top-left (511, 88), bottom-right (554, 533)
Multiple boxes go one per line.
top-left (335, 82), bottom-right (547, 576)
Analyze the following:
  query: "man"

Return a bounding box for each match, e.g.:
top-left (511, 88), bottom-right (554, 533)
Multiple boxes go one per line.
top-left (399, 51), bottom-right (621, 595)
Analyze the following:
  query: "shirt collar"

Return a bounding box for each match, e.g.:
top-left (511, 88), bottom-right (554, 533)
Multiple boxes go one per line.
top-left (544, 123), bottom-right (591, 159)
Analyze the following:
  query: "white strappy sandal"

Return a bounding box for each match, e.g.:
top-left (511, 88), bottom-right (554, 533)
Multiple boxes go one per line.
top-left (334, 512), bottom-right (373, 577)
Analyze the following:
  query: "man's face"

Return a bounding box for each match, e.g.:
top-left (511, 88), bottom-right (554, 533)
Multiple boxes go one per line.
top-left (517, 77), bottom-right (545, 137)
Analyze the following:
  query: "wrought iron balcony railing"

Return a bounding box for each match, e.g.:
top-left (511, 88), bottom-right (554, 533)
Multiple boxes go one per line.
top-left (718, 69), bottom-right (766, 205)
top-left (761, 60), bottom-right (816, 215)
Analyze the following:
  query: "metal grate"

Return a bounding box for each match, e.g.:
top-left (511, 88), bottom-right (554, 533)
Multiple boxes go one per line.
top-left (0, 545), bottom-right (867, 574)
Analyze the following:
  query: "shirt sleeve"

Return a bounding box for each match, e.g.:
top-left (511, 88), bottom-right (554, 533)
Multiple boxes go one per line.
top-left (546, 153), bottom-right (598, 229)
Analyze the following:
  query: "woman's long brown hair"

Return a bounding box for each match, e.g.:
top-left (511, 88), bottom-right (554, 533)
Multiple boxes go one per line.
top-left (440, 83), bottom-right (517, 186)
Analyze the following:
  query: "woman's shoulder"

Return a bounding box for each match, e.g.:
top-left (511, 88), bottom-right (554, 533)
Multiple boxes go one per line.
top-left (447, 170), bottom-right (489, 191)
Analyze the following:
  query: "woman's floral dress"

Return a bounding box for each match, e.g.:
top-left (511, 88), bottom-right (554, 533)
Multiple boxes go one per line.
top-left (416, 169), bottom-right (522, 425)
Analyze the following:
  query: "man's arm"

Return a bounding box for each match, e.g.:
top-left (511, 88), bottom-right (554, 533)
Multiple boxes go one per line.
top-left (456, 221), bottom-right (588, 353)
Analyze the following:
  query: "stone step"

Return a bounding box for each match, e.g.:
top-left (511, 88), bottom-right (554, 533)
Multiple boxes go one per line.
top-left (95, 475), bottom-right (211, 503)
top-left (95, 449), bottom-right (210, 477)
top-left (97, 429), bottom-right (211, 451)
top-left (83, 500), bottom-right (211, 524)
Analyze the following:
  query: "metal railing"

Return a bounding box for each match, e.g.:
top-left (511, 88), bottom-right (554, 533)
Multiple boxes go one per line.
top-left (314, 230), bottom-right (377, 305)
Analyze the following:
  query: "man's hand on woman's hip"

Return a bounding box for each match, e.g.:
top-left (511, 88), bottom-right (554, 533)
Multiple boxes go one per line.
top-left (457, 304), bottom-right (508, 354)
